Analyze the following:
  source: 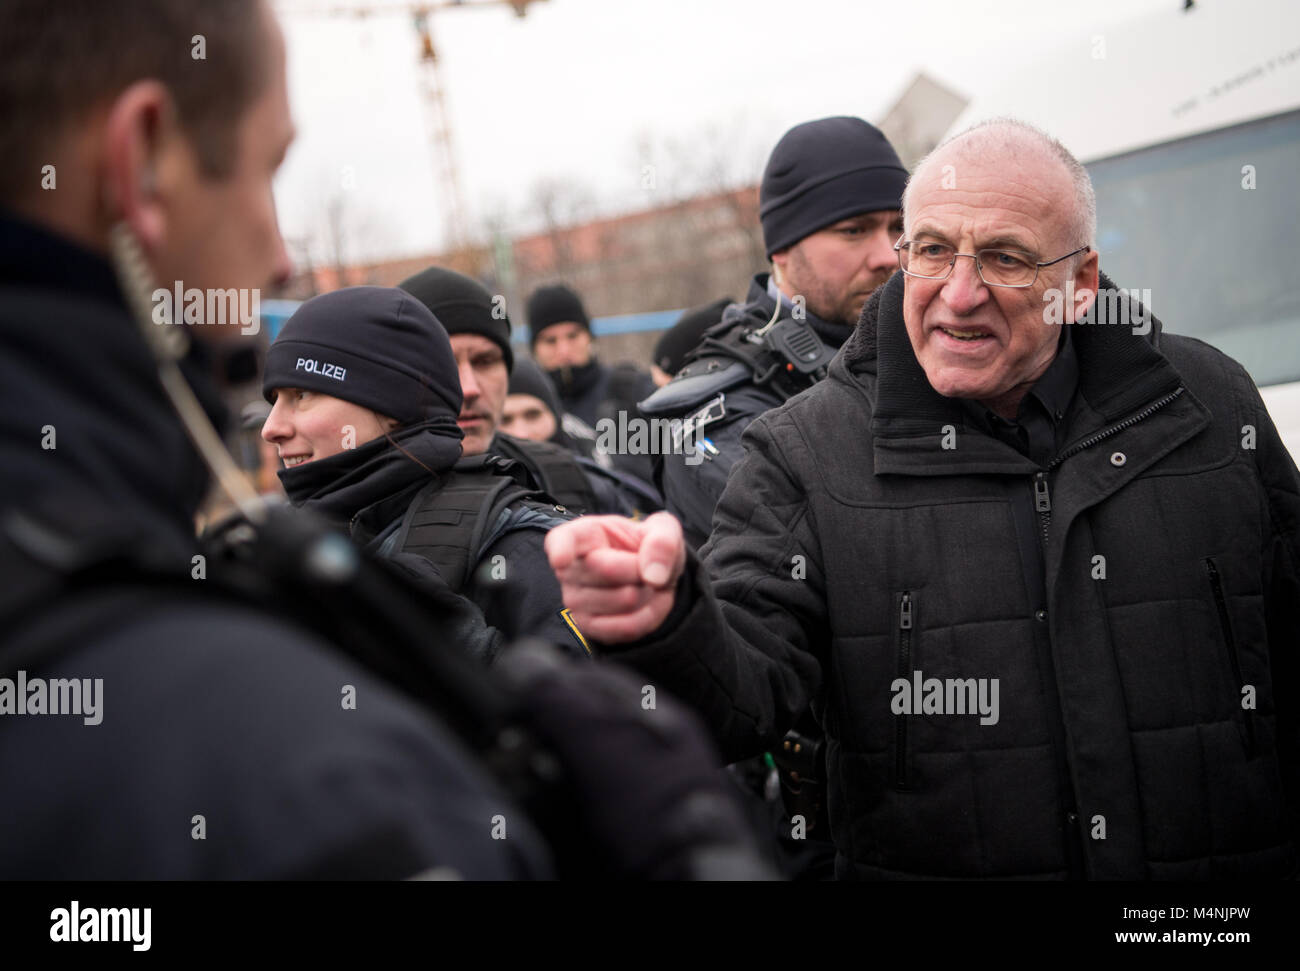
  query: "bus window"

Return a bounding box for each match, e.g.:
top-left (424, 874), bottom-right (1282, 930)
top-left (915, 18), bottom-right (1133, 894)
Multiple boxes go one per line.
top-left (1088, 108), bottom-right (1300, 387)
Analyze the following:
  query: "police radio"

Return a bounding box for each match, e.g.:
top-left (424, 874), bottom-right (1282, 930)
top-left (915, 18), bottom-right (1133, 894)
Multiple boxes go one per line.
top-left (756, 316), bottom-right (837, 381)
top-left (639, 300), bottom-right (839, 422)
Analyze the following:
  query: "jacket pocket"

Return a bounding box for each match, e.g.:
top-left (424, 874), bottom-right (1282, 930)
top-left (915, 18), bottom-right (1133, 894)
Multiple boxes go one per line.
top-left (1204, 557), bottom-right (1257, 755)
top-left (894, 591), bottom-right (915, 791)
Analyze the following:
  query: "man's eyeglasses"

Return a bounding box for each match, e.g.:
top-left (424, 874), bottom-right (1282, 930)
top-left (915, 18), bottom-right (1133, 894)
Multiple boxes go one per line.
top-left (894, 240), bottom-right (1091, 288)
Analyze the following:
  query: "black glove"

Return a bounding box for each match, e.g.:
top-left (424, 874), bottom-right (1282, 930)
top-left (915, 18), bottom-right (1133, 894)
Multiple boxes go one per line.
top-left (496, 640), bottom-right (776, 880)
top-left (383, 550), bottom-right (506, 665)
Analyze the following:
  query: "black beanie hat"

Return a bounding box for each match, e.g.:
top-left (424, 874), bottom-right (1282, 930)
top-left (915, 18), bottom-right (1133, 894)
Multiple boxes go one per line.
top-left (507, 355), bottom-right (563, 421)
top-left (398, 266), bottom-right (514, 372)
top-left (654, 296), bottom-right (734, 375)
top-left (262, 286), bottom-right (462, 426)
top-left (526, 284), bottom-right (590, 346)
top-left (760, 116), bottom-right (908, 258)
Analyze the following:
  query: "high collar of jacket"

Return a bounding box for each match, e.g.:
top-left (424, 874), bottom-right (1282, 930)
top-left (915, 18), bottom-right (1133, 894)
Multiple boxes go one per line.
top-left (837, 269), bottom-right (1184, 454)
top-left (278, 418), bottom-right (463, 540)
top-left (548, 357), bottom-right (606, 401)
top-left (0, 210), bottom-right (227, 545)
top-left (748, 272), bottom-right (853, 350)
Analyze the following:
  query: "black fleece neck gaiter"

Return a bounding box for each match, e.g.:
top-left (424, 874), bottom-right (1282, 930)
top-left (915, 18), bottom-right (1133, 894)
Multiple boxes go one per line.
top-left (278, 417), bottom-right (464, 533)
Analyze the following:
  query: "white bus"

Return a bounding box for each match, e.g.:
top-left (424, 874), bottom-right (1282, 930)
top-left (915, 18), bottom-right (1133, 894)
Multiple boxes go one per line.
top-left (941, 0), bottom-right (1300, 457)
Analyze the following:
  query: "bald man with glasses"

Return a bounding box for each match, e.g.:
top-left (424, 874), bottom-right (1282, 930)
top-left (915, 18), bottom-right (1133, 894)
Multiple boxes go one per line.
top-left (545, 119), bottom-right (1300, 881)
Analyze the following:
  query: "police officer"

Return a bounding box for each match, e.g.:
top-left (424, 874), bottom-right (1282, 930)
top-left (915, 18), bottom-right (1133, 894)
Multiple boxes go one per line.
top-left (526, 283), bottom-right (659, 484)
top-left (642, 117), bottom-right (908, 549)
top-left (261, 285), bottom-right (590, 660)
top-left (637, 117), bottom-right (907, 877)
top-left (501, 355), bottom-right (574, 445)
top-left (0, 0), bottom-right (560, 879)
top-left (399, 266), bottom-right (661, 518)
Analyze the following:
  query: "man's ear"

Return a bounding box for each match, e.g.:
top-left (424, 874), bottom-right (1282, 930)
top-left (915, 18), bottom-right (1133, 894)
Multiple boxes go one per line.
top-left (770, 252), bottom-right (788, 287)
top-left (1068, 248), bottom-right (1101, 324)
top-left (100, 80), bottom-right (180, 257)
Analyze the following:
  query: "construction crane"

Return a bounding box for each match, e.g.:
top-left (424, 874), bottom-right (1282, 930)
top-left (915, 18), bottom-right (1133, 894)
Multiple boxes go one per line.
top-left (277, 0), bottom-right (548, 253)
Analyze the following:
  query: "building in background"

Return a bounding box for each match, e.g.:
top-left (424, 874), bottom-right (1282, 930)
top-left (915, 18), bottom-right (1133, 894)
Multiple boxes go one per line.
top-left (272, 78), bottom-right (973, 365)
top-left (877, 72), bottom-right (970, 171)
top-left (279, 184), bottom-right (764, 363)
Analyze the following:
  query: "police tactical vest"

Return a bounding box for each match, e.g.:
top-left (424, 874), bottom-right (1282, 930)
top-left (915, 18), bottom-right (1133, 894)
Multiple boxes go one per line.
top-left (389, 454), bottom-right (563, 593)
top-left (489, 435), bottom-right (599, 515)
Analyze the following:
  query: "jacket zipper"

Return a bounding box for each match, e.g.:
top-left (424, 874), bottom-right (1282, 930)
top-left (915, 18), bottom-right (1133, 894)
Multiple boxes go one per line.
top-left (1204, 558), bottom-right (1257, 754)
top-left (1025, 385), bottom-right (1185, 877)
top-left (1026, 474), bottom-right (1082, 875)
top-left (1046, 386), bottom-right (1185, 473)
top-left (894, 591), bottom-right (913, 791)
top-left (1030, 387), bottom-right (1186, 591)
top-left (1033, 472), bottom-right (1052, 549)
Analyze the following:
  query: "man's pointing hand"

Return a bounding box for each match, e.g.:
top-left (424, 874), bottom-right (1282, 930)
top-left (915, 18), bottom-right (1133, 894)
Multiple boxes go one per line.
top-left (545, 512), bottom-right (686, 644)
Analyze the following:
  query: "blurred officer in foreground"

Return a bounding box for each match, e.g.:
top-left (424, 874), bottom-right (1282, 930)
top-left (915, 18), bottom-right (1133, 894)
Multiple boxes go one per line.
top-left (0, 0), bottom-right (768, 880)
top-left (642, 117), bottom-right (906, 550)
top-left (550, 120), bottom-right (1300, 880)
top-left (400, 267), bottom-right (661, 517)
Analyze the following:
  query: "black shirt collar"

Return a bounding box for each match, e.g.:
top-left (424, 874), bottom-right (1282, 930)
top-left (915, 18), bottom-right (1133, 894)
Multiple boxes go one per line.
top-left (1027, 325), bottom-right (1078, 423)
top-left (960, 326), bottom-right (1079, 465)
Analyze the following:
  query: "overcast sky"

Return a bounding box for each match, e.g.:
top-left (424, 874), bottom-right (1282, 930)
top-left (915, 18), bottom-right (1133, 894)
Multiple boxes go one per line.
top-left (271, 0), bottom-right (1184, 264)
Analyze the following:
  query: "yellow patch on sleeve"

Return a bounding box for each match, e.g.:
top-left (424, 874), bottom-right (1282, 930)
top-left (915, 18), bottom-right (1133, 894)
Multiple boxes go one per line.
top-left (559, 607), bottom-right (591, 656)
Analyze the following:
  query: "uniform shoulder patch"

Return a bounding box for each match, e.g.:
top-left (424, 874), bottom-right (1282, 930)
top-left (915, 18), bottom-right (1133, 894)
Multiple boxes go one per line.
top-left (673, 393), bottom-right (726, 451)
